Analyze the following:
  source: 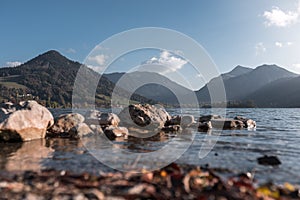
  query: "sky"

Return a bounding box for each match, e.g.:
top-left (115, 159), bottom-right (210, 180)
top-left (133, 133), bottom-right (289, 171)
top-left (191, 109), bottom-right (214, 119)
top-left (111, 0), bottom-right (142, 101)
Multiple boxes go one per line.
top-left (1, 0), bottom-right (300, 90)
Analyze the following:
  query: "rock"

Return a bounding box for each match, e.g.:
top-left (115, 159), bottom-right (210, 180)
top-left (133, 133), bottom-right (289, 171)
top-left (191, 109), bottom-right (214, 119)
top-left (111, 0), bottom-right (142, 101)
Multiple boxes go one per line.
top-left (257, 155), bottom-right (281, 166)
top-left (181, 115), bottom-right (195, 127)
top-left (98, 113), bottom-right (120, 127)
top-left (84, 110), bottom-right (101, 124)
top-left (198, 121), bottom-right (212, 132)
top-left (162, 125), bottom-right (182, 133)
top-left (119, 104), bottom-right (170, 129)
top-left (165, 115), bottom-right (181, 126)
top-left (0, 102), bottom-right (15, 116)
top-left (89, 124), bottom-right (104, 134)
top-left (47, 113), bottom-right (85, 137)
top-left (234, 116), bottom-right (256, 128)
top-left (69, 123), bottom-right (94, 138)
top-left (127, 127), bottom-right (158, 138)
top-left (199, 115), bottom-right (222, 123)
top-left (210, 119), bottom-right (244, 129)
top-left (85, 110), bottom-right (120, 127)
top-left (235, 120), bottom-right (245, 128)
top-left (104, 126), bottom-right (128, 140)
top-left (166, 115), bottom-right (194, 127)
top-left (0, 101), bottom-right (54, 142)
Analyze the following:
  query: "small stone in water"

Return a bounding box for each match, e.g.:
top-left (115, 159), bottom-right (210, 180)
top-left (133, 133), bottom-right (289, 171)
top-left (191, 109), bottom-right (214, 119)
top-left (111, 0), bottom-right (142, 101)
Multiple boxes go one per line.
top-left (257, 155), bottom-right (281, 166)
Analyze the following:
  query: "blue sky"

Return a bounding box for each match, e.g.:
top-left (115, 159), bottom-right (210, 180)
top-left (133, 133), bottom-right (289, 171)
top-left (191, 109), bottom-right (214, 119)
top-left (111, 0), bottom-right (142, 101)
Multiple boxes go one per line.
top-left (1, 0), bottom-right (300, 89)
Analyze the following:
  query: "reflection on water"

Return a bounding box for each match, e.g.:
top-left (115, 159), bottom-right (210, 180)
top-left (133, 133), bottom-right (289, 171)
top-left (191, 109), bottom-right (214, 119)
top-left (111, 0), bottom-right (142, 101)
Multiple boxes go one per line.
top-left (0, 140), bottom-right (53, 172)
top-left (0, 108), bottom-right (300, 184)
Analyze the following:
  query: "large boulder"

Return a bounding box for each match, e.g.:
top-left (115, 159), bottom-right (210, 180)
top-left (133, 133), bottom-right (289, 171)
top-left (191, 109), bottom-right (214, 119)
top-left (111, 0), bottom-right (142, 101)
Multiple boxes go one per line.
top-left (47, 113), bottom-right (85, 138)
top-left (119, 104), bottom-right (170, 129)
top-left (0, 101), bottom-right (54, 142)
top-left (84, 110), bottom-right (120, 127)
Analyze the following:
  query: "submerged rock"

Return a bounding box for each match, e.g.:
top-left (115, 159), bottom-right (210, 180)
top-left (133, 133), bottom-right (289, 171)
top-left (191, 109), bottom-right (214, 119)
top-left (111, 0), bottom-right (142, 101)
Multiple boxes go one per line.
top-left (0, 101), bottom-right (54, 142)
top-left (199, 115), bottom-right (222, 123)
top-left (210, 119), bottom-right (244, 129)
top-left (257, 155), bottom-right (281, 166)
top-left (165, 115), bottom-right (194, 127)
top-left (197, 114), bottom-right (256, 131)
top-left (198, 121), bottom-right (212, 132)
top-left (104, 126), bottom-right (128, 140)
top-left (162, 125), bottom-right (182, 133)
top-left (234, 116), bottom-right (256, 128)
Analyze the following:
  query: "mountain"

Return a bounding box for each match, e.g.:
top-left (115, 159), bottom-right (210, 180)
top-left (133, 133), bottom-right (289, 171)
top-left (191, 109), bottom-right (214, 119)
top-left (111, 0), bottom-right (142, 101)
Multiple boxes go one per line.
top-left (221, 65), bottom-right (253, 80)
top-left (196, 64), bottom-right (297, 103)
top-left (103, 71), bottom-right (196, 105)
top-left (0, 50), bottom-right (154, 107)
top-left (245, 76), bottom-right (300, 107)
top-left (1, 51), bottom-right (299, 108)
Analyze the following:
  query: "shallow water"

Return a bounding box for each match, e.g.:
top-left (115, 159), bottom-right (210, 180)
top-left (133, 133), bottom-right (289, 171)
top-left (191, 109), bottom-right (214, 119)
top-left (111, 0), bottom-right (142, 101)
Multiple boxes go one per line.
top-left (1, 108), bottom-right (300, 184)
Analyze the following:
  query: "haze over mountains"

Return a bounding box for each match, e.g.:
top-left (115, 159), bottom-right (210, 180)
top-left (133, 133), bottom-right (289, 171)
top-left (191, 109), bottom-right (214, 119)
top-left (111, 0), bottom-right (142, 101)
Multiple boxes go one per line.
top-left (103, 72), bottom-right (196, 105)
top-left (196, 64), bottom-right (298, 106)
top-left (0, 50), bottom-right (299, 107)
top-left (105, 65), bottom-right (299, 107)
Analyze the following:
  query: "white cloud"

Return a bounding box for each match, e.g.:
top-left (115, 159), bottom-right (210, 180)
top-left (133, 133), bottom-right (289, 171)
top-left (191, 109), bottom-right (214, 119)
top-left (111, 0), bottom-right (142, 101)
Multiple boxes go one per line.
top-left (87, 54), bottom-right (108, 66)
top-left (263, 1), bottom-right (300, 27)
top-left (86, 54), bottom-right (109, 73)
top-left (3, 61), bottom-right (22, 67)
top-left (289, 63), bottom-right (300, 73)
top-left (87, 65), bottom-right (106, 73)
top-left (144, 50), bottom-right (187, 74)
top-left (275, 41), bottom-right (293, 47)
top-left (196, 73), bottom-right (203, 78)
top-left (66, 48), bottom-right (76, 54)
top-left (255, 42), bottom-right (266, 56)
top-left (275, 42), bottom-right (283, 47)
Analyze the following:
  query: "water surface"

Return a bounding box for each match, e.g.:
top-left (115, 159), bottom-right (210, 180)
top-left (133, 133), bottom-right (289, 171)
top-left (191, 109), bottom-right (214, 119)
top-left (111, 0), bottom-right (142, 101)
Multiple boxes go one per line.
top-left (1, 108), bottom-right (299, 184)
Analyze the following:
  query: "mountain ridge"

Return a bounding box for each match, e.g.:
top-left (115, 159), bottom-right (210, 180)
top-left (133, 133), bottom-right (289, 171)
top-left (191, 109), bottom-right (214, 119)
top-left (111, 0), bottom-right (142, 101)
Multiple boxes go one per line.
top-left (1, 50), bottom-right (300, 107)
top-left (103, 71), bottom-right (196, 104)
top-left (196, 64), bottom-right (297, 104)
top-left (0, 50), bottom-right (154, 107)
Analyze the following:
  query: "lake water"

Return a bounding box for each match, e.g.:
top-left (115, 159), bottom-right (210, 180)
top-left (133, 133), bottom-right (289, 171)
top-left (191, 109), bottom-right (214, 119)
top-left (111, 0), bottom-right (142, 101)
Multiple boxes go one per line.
top-left (1, 108), bottom-right (300, 185)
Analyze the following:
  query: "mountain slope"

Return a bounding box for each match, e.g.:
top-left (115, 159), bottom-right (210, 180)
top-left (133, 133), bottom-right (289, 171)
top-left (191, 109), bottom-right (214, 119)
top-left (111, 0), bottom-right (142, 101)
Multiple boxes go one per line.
top-left (221, 65), bottom-right (253, 80)
top-left (104, 71), bottom-right (196, 104)
top-left (245, 76), bottom-right (300, 107)
top-left (0, 50), bottom-right (153, 107)
top-left (196, 64), bottom-right (297, 103)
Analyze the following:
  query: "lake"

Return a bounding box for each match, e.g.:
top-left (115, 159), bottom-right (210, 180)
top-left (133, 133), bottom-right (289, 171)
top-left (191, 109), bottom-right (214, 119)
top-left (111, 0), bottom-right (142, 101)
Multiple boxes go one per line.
top-left (1, 108), bottom-right (300, 185)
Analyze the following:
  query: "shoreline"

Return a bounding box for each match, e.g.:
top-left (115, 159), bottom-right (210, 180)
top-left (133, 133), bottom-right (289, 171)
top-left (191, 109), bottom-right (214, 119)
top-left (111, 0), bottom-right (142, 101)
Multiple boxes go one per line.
top-left (0, 162), bottom-right (298, 200)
